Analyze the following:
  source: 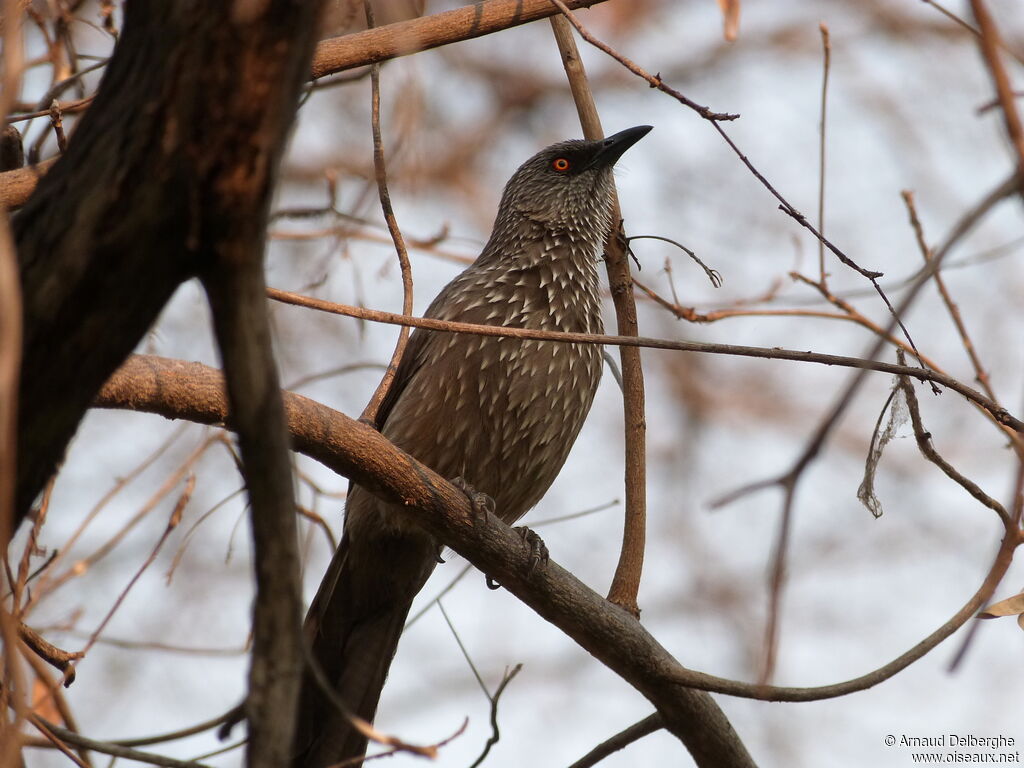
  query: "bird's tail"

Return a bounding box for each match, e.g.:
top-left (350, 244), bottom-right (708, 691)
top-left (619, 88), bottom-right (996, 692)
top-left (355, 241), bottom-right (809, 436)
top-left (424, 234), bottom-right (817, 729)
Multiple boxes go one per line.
top-left (292, 525), bottom-right (438, 767)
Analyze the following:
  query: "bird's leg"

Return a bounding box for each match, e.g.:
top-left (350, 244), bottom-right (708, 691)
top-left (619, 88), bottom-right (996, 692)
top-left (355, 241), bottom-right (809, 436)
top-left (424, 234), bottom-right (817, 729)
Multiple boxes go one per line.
top-left (449, 476), bottom-right (495, 525)
top-left (514, 526), bottom-right (550, 577)
top-left (485, 527), bottom-right (550, 590)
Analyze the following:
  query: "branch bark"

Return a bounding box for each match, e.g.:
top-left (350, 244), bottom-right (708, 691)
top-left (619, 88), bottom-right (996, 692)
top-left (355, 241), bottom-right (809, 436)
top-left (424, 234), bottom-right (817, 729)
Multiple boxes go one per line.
top-left (11, 2), bottom-right (320, 521)
top-left (96, 354), bottom-right (757, 768)
top-left (311, 0), bottom-right (609, 79)
top-left (11, 3), bottom-right (324, 765)
top-left (95, 354), bottom-right (1023, 732)
top-left (549, 12), bottom-right (648, 617)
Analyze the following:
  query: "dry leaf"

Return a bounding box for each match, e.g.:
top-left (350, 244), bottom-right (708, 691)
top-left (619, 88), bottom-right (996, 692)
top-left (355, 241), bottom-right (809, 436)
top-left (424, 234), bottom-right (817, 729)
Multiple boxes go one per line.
top-left (716, 0), bottom-right (740, 42)
top-left (977, 592), bottom-right (1024, 620)
top-left (31, 677), bottom-right (62, 723)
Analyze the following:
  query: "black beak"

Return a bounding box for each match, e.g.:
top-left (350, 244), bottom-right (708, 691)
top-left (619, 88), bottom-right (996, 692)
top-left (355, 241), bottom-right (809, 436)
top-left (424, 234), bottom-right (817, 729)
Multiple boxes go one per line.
top-left (587, 125), bottom-right (653, 169)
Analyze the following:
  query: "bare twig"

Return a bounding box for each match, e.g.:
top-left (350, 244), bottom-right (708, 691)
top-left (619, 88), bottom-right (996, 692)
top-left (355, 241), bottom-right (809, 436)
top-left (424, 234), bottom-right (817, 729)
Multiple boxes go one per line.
top-left (897, 367), bottom-right (1010, 527)
top-left (77, 475), bottom-right (192, 659)
top-left (37, 435), bottom-right (216, 599)
top-left (21, 650), bottom-right (90, 766)
top-left (921, 0), bottom-right (1024, 67)
top-left (549, 10), bottom-right (647, 616)
top-left (567, 713), bottom-right (664, 768)
top-left (468, 663), bottom-right (522, 768)
top-left (551, 0), bottom-right (930, 372)
top-left (12, 477), bottom-right (51, 612)
top-left (28, 716), bottom-right (214, 768)
top-left (265, 288), bottom-right (1024, 433)
top-left (970, 1), bottom-right (1024, 186)
top-left (548, 0), bottom-right (737, 121)
top-left (359, 0), bottom-right (414, 427)
top-left (626, 235), bottom-right (722, 287)
top-left (817, 22), bottom-right (831, 284)
top-left (18, 623), bottom-right (82, 685)
top-left (26, 716), bottom-right (90, 768)
top-left (900, 190), bottom-right (998, 405)
top-left (713, 169), bottom-right (1021, 681)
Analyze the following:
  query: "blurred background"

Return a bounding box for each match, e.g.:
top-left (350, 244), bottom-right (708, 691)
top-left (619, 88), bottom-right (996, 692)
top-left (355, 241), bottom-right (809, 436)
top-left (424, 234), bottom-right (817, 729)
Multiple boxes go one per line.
top-left (6, 0), bottom-right (1024, 765)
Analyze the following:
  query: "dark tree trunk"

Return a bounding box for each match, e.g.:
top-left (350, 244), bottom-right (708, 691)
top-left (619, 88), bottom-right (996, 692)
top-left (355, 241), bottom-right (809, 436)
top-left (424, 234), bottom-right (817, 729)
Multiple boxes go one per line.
top-left (12, 3), bottom-right (325, 765)
top-left (13, 2), bottom-right (320, 525)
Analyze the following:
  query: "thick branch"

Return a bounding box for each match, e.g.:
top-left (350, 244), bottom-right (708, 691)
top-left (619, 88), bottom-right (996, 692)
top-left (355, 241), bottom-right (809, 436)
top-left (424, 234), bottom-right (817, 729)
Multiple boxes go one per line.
top-left (96, 355), bottom-right (756, 768)
top-left (12, 3), bottom-right (322, 531)
top-left (311, 0), bottom-right (608, 79)
top-left (202, 262), bottom-right (303, 764)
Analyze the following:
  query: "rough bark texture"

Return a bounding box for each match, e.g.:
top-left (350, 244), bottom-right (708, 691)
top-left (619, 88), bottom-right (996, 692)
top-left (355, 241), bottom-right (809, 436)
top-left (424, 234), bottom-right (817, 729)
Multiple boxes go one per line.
top-left (13, 2), bottom-right (319, 525)
top-left (12, 3), bottom-right (324, 765)
top-left (98, 355), bottom-right (759, 768)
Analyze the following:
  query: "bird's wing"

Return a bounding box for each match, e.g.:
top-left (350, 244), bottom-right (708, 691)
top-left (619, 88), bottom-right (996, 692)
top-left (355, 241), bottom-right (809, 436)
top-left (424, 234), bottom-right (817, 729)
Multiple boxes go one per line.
top-left (373, 272), bottom-right (480, 430)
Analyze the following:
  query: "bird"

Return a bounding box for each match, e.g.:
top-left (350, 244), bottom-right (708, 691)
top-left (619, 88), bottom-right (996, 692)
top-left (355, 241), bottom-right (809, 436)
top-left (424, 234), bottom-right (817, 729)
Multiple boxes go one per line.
top-left (292, 125), bottom-right (652, 767)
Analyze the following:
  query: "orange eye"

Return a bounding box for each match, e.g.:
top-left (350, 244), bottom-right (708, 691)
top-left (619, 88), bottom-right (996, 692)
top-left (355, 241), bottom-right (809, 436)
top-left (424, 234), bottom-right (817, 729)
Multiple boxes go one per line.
top-left (552, 157), bottom-right (570, 172)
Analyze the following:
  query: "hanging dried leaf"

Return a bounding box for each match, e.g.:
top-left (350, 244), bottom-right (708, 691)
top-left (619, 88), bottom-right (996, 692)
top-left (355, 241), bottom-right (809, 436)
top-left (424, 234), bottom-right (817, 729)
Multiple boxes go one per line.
top-left (978, 592), bottom-right (1024, 621)
top-left (716, 0), bottom-right (740, 41)
top-left (856, 381), bottom-right (908, 518)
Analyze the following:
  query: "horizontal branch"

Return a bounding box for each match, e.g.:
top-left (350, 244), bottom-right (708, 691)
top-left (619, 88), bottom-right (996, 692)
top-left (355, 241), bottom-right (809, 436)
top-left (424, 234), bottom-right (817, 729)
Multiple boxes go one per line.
top-left (0, 1), bottom-right (611, 210)
top-left (266, 288), bottom-right (1024, 433)
top-left (0, 158), bottom-right (55, 208)
top-left (311, 0), bottom-right (609, 79)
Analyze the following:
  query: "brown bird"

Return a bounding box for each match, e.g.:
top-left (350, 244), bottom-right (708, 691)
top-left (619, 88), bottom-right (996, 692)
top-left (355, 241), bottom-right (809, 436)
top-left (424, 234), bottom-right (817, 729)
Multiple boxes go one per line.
top-left (293, 125), bottom-right (652, 767)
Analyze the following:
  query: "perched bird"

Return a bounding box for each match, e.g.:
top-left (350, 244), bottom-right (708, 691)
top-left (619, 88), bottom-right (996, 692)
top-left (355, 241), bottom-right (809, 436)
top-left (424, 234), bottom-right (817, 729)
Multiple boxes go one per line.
top-left (293, 125), bottom-right (652, 767)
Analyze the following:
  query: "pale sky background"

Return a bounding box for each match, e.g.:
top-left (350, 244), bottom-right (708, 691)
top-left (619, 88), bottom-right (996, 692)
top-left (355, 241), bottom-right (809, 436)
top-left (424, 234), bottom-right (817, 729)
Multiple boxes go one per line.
top-left (12, 1), bottom-right (1024, 767)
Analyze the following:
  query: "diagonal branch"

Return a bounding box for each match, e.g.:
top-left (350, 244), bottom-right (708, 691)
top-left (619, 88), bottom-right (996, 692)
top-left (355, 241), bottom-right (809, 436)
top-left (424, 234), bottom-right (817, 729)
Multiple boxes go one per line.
top-left (96, 354), bottom-right (757, 768)
top-left (311, 0), bottom-right (611, 79)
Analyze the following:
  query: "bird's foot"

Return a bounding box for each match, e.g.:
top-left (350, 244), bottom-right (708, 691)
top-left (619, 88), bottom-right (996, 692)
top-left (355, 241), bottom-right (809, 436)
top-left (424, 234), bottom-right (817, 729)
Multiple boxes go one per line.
top-left (515, 526), bottom-right (550, 577)
top-left (485, 527), bottom-right (549, 590)
top-left (450, 476), bottom-right (495, 525)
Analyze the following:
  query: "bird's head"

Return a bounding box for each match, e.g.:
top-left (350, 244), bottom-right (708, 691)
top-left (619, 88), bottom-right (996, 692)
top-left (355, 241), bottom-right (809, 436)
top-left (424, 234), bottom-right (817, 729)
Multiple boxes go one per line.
top-left (493, 125), bottom-right (652, 236)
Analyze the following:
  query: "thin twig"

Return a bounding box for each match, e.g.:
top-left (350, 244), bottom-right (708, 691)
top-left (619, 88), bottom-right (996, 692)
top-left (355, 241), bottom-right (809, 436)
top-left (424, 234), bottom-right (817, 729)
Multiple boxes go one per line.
top-left (900, 190), bottom-right (999, 405)
top-left (921, 0), bottom-right (1024, 67)
top-left (817, 22), bottom-right (831, 285)
top-left (265, 288), bottom-right (1024, 433)
top-left (567, 713), bottom-right (663, 768)
top-left (27, 424), bottom-right (192, 609)
top-left (21, 649), bottom-right (91, 766)
top-left (549, 7), bottom-right (647, 617)
top-left (12, 475), bottom-right (51, 613)
top-left (548, 0), bottom-right (737, 122)
top-left (359, 0), bottom-right (414, 427)
top-left (27, 716), bottom-right (90, 768)
top-left (897, 364), bottom-right (1011, 527)
top-left (28, 716), bottom-right (214, 768)
top-left (970, 1), bottom-right (1024, 184)
top-left (438, 600), bottom-right (489, 696)
top-left (626, 234), bottom-right (722, 287)
top-left (712, 169), bottom-right (1021, 681)
top-left (551, 0), bottom-right (931, 373)
top-left (468, 663), bottom-right (522, 768)
top-left (18, 623), bottom-right (82, 684)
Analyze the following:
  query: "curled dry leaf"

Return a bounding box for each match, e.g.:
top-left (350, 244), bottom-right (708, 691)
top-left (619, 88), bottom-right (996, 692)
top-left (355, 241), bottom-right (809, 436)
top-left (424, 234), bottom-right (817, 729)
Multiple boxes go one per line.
top-left (977, 592), bottom-right (1024, 631)
top-left (716, 0), bottom-right (740, 41)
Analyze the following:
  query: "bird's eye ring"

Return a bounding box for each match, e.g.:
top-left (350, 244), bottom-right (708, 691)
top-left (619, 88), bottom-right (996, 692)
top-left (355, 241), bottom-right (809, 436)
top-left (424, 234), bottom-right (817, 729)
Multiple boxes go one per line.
top-left (552, 157), bottom-right (571, 172)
